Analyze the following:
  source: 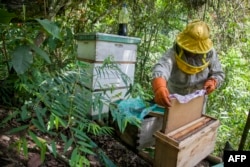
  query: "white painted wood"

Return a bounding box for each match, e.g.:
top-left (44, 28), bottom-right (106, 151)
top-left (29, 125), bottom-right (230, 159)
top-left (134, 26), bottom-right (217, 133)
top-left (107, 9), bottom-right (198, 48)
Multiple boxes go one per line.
top-left (86, 88), bottom-right (129, 118)
top-left (77, 40), bottom-right (138, 62)
top-left (75, 34), bottom-right (140, 119)
top-left (83, 62), bottom-right (135, 90)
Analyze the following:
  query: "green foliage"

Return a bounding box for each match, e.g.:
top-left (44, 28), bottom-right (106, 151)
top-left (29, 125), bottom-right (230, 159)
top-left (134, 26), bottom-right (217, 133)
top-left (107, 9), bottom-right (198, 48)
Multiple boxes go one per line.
top-left (0, 0), bottom-right (250, 165)
top-left (95, 56), bottom-right (132, 90)
top-left (12, 45), bottom-right (34, 74)
top-left (0, 9), bottom-right (16, 24)
top-left (29, 131), bottom-right (47, 162)
top-left (36, 19), bottom-right (63, 41)
top-left (1, 13), bottom-right (128, 165)
top-left (207, 46), bottom-right (250, 153)
top-left (0, 17), bottom-right (75, 105)
top-left (1, 65), bottom-right (119, 166)
top-left (109, 103), bottom-right (141, 133)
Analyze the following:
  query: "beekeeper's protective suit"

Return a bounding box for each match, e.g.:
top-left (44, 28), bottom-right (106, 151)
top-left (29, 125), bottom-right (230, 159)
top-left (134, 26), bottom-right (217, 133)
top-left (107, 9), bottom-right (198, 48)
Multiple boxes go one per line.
top-left (152, 20), bottom-right (225, 108)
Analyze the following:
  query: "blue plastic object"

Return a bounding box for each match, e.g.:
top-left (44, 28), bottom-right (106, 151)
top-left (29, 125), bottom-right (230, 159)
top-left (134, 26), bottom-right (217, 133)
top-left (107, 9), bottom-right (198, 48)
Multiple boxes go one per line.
top-left (116, 97), bottom-right (164, 120)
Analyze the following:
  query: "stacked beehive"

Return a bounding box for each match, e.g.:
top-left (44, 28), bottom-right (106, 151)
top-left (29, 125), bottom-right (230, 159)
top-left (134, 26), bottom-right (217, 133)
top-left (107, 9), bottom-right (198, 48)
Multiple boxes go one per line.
top-left (75, 33), bottom-right (141, 119)
top-left (154, 96), bottom-right (220, 167)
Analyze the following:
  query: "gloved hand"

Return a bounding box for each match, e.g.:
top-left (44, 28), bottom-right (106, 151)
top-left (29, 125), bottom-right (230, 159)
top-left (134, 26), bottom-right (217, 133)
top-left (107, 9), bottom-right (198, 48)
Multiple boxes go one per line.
top-left (152, 77), bottom-right (172, 107)
top-left (204, 78), bottom-right (217, 94)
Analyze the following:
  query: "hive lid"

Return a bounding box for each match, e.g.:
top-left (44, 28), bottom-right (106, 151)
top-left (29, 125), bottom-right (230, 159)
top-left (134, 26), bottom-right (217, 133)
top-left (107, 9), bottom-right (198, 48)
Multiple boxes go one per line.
top-left (74, 32), bottom-right (141, 44)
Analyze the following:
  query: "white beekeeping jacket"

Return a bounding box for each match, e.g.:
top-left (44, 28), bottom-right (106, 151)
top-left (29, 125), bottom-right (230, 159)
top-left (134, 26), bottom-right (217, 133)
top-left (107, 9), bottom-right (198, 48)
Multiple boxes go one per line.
top-left (152, 47), bottom-right (225, 95)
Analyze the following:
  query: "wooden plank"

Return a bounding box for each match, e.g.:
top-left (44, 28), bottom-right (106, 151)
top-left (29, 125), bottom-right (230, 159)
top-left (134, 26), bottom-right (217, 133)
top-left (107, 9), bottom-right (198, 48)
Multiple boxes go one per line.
top-left (154, 131), bottom-right (180, 150)
top-left (178, 118), bottom-right (220, 148)
top-left (112, 122), bottom-right (139, 148)
top-left (154, 115), bottom-right (220, 167)
top-left (154, 134), bottom-right (179, 167)
top-left (166, 117), bottom-right (207, 137)
top-left (110, 114), bottom-right (163, 150)
top-left (162, 95), bottom-right (204, 134)
top-left (169, 117), bottom-right (212, 140)
top-left (176, 120), bottom-right (219, 167)
top-left (148, 111), bottom-right (164, 118)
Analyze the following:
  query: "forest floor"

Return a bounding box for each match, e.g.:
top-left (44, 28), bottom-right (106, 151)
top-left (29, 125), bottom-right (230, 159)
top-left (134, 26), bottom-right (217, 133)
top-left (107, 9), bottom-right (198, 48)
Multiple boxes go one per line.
top-left (0, 107), bottom-right (217, 167)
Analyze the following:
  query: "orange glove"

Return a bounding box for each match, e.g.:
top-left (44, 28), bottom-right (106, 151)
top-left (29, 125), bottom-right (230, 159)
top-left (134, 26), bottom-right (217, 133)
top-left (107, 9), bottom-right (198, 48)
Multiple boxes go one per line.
top-left (152, 77), bottom-right (171, 107)
top-left (204, 78), bottom-right (217, 94)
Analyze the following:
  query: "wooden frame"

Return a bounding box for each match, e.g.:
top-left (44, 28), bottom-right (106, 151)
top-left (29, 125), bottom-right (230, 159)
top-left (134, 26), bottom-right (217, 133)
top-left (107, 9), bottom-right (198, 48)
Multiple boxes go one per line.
top-left (154, 115), bottom-right (220, 167)
top-left (162, 96), bottom-right (204, 134)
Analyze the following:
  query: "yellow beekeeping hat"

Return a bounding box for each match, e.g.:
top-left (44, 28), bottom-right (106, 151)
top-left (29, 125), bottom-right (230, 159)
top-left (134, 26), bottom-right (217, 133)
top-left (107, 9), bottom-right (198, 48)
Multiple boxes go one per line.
top-left (176, 20), bottom-right (213, 54)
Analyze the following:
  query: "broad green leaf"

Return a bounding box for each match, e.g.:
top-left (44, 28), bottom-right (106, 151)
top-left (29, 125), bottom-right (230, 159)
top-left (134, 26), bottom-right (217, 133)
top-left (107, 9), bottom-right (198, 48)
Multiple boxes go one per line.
top-left (36, 19), bottom-right (62, 41)
top-left (30, 44), bottom-right (51, 63)
top-left (7, 125), bottom-right (29, 134)
top-left (12, 45), bottom-right (33, 75)
top-left (0, 9), bottom-right (16, 24)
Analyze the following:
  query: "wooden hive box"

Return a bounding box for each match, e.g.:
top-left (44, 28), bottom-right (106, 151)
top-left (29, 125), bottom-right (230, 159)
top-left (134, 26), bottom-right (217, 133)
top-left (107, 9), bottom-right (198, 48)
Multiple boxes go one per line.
top-left (153, 95), bottom-right (220, 167)
top-left (114, 114), bottom-right (163, 150)
top-left (74, 33), bottom-right (141, 119)
top-left (109, 101), bottom-right (164, 150)
top-left (154, 115), bottom-right (220, 167)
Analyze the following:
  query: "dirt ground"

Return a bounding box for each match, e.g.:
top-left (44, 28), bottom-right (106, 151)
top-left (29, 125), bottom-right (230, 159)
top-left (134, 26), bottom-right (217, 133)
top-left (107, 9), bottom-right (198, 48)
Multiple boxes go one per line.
top-left (0, 108), bottom-right (216, 167)
top-left (0, 133), bottom-right (212, 167)
top-left (0, 107), bottom-right (152, 167)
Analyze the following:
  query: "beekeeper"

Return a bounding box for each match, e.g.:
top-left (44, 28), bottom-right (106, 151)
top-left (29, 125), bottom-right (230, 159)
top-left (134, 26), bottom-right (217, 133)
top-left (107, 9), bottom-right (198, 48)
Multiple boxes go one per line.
top-left (152, 20), bottom-right (225, 108)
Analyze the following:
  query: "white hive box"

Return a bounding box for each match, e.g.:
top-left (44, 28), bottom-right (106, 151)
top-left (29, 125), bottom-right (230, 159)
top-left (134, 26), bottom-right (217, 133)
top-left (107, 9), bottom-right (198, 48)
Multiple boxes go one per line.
top-left (78, 61), bottom-right (135, 90)
top-left (86, 88), bottom-right (129, 120)
top-left (75, 33), bottom-right (141, 119)
top-left (75, 33), bottom-right (141, 62)
top-left (75, 33), bottom-right (141, 91)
